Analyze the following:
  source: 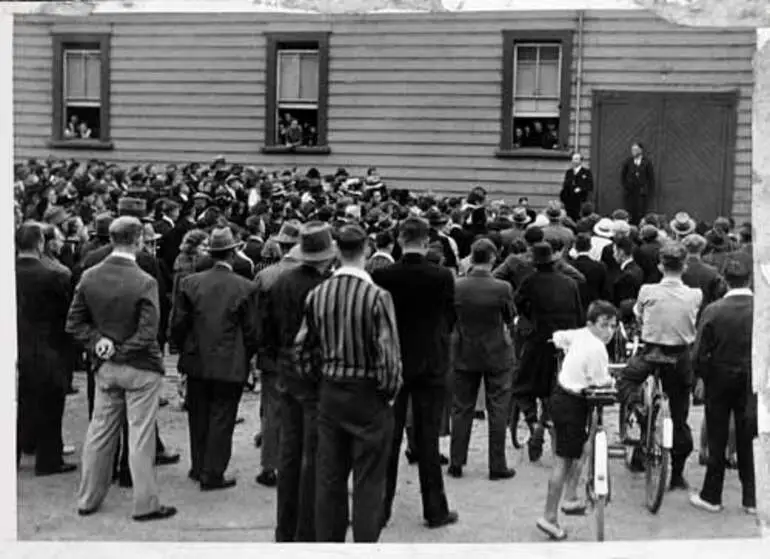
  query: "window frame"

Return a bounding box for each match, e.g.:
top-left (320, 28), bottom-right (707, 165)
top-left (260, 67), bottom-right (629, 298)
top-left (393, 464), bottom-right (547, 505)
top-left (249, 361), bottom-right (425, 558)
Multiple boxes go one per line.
top-left (50, 32), bottom-right (113, 150)
top-left (263, 32), bottom-right (331, 155)
top-left (498, 30), bottom-right (573, 160)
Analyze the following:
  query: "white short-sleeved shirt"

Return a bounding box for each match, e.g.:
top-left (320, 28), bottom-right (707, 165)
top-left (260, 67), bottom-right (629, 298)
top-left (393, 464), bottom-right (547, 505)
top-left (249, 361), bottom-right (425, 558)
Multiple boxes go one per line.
top-left (553, 327), bottom-right (611, 393)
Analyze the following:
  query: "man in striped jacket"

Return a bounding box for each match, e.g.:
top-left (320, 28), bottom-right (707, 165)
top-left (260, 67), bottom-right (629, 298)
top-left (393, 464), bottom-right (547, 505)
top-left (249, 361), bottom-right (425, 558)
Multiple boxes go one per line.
top-left (294, 224), bottom-right (403, 543)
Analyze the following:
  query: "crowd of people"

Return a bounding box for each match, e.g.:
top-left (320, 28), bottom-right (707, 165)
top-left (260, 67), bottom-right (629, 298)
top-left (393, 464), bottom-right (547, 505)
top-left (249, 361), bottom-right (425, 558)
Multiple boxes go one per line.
top-left (14, 155), bottom-right (758, 542)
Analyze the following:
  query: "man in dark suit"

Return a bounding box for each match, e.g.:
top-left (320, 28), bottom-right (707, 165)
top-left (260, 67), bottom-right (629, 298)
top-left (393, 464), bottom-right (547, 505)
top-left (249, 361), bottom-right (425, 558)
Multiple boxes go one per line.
top-left (560, 152), bottom-right (594, 222)
top-left (611, 236), bottom-right (644, 309)
top-left (634, 225), bottom-right (663, 285)
top-left (620, 142), bottom-right (655, 224)
top-left (152, 198), bottom-right (179, 238)
top-left (373, 216), bottom-right (459, 530)
top-left (169, 228), bottom-right (259, 491)
top-left (682, 234), bottom-right (727, 320)
top-left (448, 239), bottom-right (516, 480)
top-left (571, 233), bottom-right (609, 311)
top-left (158, 203), bottom-right (196, 274)
top-left (66, 216), bottom-right (176, 521)
top-left (690, 255), bottom-right (756, 515)
top-left (513, 242), bottom-right (585, 462)
top-left (16, 222), bottom-right (77, 476)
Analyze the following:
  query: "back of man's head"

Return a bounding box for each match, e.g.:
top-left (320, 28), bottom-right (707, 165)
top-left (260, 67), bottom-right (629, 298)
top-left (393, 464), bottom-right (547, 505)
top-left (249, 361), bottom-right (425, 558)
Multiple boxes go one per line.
top-left (470, 238), bottom-right (497, 266)
top-left (15, 221), bottom-right (45, 253)
top-left (374, 231), bottom-right (393, 251)
top-left (659, 241), bottom-right (687, 274)
top-left (614, 236), bottom-right (634, 258)
top-left (399, 216), bottom-right (430, 247)
top-left (723, 253), bottom-right (751, 289)
top-left (109, 216), bottom-right (144, 249)
top-left (523, 226), bottom-right (544, 247)
top-left (575, 233), bottom-right (592, 253)
top-left (337, 224), bottom-right (368, 262)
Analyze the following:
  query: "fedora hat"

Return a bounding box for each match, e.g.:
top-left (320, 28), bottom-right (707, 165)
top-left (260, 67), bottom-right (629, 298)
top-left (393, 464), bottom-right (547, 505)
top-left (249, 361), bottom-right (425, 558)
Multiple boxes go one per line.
top-left (512, 206), bottom-right (531, 225)
top-left (208, 227), bottom-right (243, 252)
top-left (531, 242), bottom-right (557, 265)
top-left (43, 205), bottom-right (70, 226)
top-left (288, 222), bottom-right (338, 262)
top-left (117, 197), bottom-right (147, 215)
top-left (593, 218), bottom-right (614, 238)
top-left (94, 213), bottom-right (114, 238)
top-left (273, 220), bottom-right (302, 244)
top-left (545, 202), bottom-right (564, 220)
top-left (143, 223), bottom-right (162, 242)
top-left (424, 208), bottom-right (449, 227)
top-left (670, 212), bottom-right (696, 237)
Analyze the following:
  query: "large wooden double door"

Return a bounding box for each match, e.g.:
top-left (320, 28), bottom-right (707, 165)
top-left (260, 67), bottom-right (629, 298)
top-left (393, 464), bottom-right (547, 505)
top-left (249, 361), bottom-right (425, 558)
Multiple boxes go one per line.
top-left (591, 90), bottom-right (737, 223)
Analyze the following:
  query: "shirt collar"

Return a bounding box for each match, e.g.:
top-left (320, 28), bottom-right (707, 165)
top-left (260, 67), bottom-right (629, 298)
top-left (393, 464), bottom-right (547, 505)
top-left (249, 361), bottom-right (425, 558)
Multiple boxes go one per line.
top-left (111, 249), bottom-right (136, 262)
top-left (214, 260), bottom-right (233, 271)
top-left (725, 287), bottom-right (752, 298)
top-left (372, 251), bottom-right (394, 264)
top-left (620, 258), bottom-right (634, 270)
top-left (660, 276), bottom-right (684, 286)
top-left (334, 265), bottom-right (373, 284)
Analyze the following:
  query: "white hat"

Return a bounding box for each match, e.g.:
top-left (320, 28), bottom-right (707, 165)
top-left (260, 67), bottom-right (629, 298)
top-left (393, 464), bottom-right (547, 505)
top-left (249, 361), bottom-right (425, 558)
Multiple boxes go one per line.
top-left (593, 218), bottom-right (614, 238)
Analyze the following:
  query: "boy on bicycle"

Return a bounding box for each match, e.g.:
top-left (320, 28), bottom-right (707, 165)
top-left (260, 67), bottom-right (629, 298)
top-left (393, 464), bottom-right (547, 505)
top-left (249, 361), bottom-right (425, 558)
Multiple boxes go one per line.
top-left (537, 300), bottom-right (618, 541)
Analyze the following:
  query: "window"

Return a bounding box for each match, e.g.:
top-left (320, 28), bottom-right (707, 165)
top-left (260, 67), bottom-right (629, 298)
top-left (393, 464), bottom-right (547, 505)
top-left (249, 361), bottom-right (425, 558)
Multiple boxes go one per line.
top-left (51, 33), bottom-right (112, 149)
top-left (498, 30), bottom-right (573, 159)
top-left (264, 33), bottom-right (330, 154)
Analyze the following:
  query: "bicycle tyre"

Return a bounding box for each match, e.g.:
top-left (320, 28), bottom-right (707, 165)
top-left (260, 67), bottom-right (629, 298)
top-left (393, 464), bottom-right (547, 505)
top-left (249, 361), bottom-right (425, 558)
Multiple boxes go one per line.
top-left (595, 495), bottom-right (606, 542)
top-left (645, 395), bottom-right (671, 514)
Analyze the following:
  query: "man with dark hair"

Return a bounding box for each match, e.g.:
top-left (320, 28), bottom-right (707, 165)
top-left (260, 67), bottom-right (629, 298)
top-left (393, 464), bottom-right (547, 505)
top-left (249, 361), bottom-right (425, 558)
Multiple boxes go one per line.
top-left (266, 221), bottom-right (336, 542)
top-left (611, 235), bottom-right (644, 309)
top-left (366, 230), bottom-right (395, 274)
top-left (295, 224), bottom-right (402, 542)
top-left (690, 255), bottom-right (756, 515)
top-left (617, 242), bottom-right (702, 487)
top-left (16, 221), bottom-right (77, 476)
top-left (373, 215), bottom-right (459, 530)
top-left (169, 228), bottom-right (259, 491)
top-left (571, 232), bottom-right (609, 311)
top-left (448, 239), bottom-right (516, 480)
top-left (67, 216), bottom-right (176, 521)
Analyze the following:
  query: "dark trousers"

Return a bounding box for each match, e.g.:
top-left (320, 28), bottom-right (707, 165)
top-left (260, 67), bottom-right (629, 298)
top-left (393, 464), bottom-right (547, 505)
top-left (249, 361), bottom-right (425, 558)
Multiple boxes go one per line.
top-left (276, 390), bottom-right (319, 542)
top-left (617, 347), bottom-right (694, 477)
top-left (450, 369), bottom-right (511, 472)
top-left (623, 191), bottom-right (647, 225)
top-left (17, 380), bottom-right (65, 472)
top-left (384, 380), bottom-right (450, 525)
top-left (315, 381), bottom-right (394, 542)
top-left (186, 377), bottom-right (243, 482)
top-left (700, 371), bottom-right (756, 508)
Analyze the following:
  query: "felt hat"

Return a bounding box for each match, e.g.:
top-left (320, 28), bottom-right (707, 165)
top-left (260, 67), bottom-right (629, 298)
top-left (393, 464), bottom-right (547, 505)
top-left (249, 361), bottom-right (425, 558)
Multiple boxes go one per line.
top-left (670, 212), bottom-right (696, 237)
top-left (531, 242), bottom-right (557, 265)
top-left (512, 207), bottom-right (531, 225)
top-left (424, 208), bottom-right (449, 227)
top-left (208, 227), bottom-right (242, 252)
top-left (287, 221), bottom-right (338, 262)
top-left (593, 218), bottom-right (614, 238)
top-left (117, 197), bottom-right (147, 215)
top-left (94, 213), bottom-right (114, 238)
top-left (273, 220), bottom-right (302, 244)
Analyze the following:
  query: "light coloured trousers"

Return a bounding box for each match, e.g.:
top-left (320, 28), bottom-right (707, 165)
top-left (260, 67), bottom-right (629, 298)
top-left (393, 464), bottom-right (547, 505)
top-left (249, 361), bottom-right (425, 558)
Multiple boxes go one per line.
top-left (77, 362), bottom-right (162, 517)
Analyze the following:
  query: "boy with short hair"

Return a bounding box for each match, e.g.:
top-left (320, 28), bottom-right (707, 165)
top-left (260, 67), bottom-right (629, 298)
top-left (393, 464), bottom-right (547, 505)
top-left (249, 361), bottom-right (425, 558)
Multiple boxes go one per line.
top-left (536, 300), bottom-right (619, 541)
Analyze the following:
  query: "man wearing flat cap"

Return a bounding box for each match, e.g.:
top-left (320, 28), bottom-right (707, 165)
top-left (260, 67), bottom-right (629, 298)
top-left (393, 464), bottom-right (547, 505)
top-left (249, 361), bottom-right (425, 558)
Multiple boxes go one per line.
top-left (690, 253), bottom-right (756, 516)
top-left (169, 228), bottom-right (259, 491)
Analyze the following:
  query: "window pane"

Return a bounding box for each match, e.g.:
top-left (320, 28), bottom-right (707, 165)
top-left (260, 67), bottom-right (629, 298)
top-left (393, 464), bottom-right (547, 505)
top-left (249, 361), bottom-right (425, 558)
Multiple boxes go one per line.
top-left (278, 53), bottom-right (301, 100)
top-left (540, 45), bottom-right (560, 62)
top-left (85, 53), bottom-right (101, 100)
top-left (65, 51), bottom-right (86, 100)
top-left (516, 45), bottom-right (537, 62)
top-left (535, 98), bottom-right (560, 114)
top-left (515, 62), bottom-right (537, 97)
top-left (538, 59), bottom-right (560, 98)
top-left (513, 98), bottom-right (538, 114)
top-left (298, 52), bottom-right (318, 101)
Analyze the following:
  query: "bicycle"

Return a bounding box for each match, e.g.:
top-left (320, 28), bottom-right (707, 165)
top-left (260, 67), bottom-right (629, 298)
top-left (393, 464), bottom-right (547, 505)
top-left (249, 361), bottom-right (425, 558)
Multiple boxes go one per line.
top-left (583, 384), bottom-right (618, 542)
top-left (622, 344), bottom-right (675, 514)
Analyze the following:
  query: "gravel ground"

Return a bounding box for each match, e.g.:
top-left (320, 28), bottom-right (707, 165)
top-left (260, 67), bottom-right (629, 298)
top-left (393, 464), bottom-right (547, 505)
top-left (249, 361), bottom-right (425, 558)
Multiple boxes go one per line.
top-left (17, 359), bottom-right (762, 543)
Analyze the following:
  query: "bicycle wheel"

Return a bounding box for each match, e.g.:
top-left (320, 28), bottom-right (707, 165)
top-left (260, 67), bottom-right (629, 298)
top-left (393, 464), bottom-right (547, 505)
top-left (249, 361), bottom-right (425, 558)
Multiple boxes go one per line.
top-left (645, 395), bottom-right (671, 514)
top-left (595, 495), bottom-right (606, 542)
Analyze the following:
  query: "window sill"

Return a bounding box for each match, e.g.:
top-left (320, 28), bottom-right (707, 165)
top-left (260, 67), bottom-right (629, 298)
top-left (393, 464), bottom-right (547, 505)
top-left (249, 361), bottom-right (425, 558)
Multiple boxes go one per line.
top-left (495, 148), bottom-right (571, 160)
top-left (48, 139), bottom-right (114, 151)
top-left (261, 145), bottom-right (332, 155)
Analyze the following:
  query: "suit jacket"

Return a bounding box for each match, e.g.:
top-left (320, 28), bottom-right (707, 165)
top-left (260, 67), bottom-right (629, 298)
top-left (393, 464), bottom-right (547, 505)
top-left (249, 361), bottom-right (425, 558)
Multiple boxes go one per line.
top-left (372, 253), bottom-right (456, 385)
top-left (621, 155), bottom-right (655, 198)
top-left (694, 294), bottom-right (752, 379)
top-left (634, 240), bottom-right (663, 284)
top-left (158, 217), bottom-right (195, 274)
top-left (571, 254), bottom-right (609, 309)
top-left (514, 266), bottom-right (584, 341)
top-left (612, 260), bottom-right (644, 308)
top-left (682, 256), bottom-right (727, 321)
top-left (196, 252), bottom-right (253, 281)
top-left (560, 167), bottom-right (594, 216)
top-left (169, 262), bottom-right (259, 384)
top-left (66, 255), bottom-right (164, 374)
top-left (16, 256), bottom-right (73, 390)
top-left (453, 269), bottom-right (514, 373)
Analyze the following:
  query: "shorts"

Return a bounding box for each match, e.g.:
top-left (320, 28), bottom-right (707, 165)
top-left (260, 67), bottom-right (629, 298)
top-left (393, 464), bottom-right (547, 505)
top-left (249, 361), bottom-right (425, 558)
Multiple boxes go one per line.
top-left (549, 385), bottom-right (589, 460)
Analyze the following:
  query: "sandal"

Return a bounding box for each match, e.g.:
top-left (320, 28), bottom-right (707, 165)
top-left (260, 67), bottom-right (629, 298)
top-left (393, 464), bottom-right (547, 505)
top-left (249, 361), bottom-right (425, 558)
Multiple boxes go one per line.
top-left (536, 518), bottom-right (567, 541)
top-left (560, 501), bottom-right (587, 516)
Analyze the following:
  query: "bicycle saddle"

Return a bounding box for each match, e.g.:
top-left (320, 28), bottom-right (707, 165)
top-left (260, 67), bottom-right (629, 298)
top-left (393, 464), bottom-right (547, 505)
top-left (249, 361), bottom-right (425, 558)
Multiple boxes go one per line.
top-left (644, 349), bottom-right (679, 366)
top-left (583, 387), bottom-right (618, 406)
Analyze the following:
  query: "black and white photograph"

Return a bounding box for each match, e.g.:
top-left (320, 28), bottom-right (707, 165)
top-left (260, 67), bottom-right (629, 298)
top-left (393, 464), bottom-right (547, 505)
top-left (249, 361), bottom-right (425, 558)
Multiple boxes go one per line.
top-left (5, 0), bottom-right (770, 550)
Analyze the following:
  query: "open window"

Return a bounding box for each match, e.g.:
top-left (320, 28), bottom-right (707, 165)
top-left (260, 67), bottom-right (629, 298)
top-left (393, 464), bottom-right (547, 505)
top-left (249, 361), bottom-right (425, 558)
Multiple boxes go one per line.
top-left (498, 30), bottom-right (573, 159)
top-left (263, 32), bottom-right (330, 155)
top-left (50, 33), bottom-right (112, 149)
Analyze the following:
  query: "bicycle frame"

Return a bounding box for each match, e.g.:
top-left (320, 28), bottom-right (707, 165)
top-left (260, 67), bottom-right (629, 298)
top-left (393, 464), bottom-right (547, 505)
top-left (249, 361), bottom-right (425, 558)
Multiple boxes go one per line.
top-left (644, 371), bottom-right (674, 451)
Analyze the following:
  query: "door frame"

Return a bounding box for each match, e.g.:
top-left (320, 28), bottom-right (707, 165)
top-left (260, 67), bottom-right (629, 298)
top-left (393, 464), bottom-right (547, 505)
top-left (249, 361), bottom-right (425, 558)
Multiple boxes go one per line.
top-left (590, 89), bottom-right (739, 218)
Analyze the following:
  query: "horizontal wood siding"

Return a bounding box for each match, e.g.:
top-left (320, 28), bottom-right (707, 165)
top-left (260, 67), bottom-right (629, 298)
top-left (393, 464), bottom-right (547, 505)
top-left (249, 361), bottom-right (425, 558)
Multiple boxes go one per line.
top-left (13, 10), bottom-right (754, 220)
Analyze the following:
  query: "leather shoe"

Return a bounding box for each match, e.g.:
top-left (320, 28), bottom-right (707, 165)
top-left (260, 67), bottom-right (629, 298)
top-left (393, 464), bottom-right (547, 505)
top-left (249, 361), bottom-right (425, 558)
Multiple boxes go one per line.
top-left (489, 468), bottom-right (516, 481)
top-left (669, 475), bottom-right (689, 491)
top-left (35, 462), bottom-right (77, 476)
top-left (256, 470), bottom-right (277, 487)
top-left (156, 452), bottom-right (180, 466)
top-left (188, 470), bottom-right (200, 482)
top-left (439, 454), bottom-right (449, 466)
top-left (426, 510), bottom-right (459, 529)
top-left (447, 465), bottom-right (463, 478)
top-left (201, 477), bottom-right (237, 491)
top-left (77, 507), bottom-right (98, 517)
top-left (118, 472), bottom-right (133, 488)
top-left (133, 505), bottom-right (177, 522)
top-left (405, 448), bottom-right (419, 464)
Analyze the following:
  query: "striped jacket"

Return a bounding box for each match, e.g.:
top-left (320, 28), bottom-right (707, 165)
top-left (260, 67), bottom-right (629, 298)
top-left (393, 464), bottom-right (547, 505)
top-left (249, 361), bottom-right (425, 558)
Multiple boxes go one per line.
top-left (293, 266), bottom-right (403, 400)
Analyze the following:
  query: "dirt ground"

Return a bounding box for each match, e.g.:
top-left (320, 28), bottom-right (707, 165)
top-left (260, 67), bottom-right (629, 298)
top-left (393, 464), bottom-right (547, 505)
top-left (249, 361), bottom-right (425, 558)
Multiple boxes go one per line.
top-left (17, 361), bottom-right (762, 543)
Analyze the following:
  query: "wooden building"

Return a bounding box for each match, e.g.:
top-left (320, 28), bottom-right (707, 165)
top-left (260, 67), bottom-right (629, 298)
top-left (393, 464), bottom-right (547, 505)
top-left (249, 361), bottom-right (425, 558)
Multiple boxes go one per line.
top-left (12, 3), bottom-right (755, 222)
